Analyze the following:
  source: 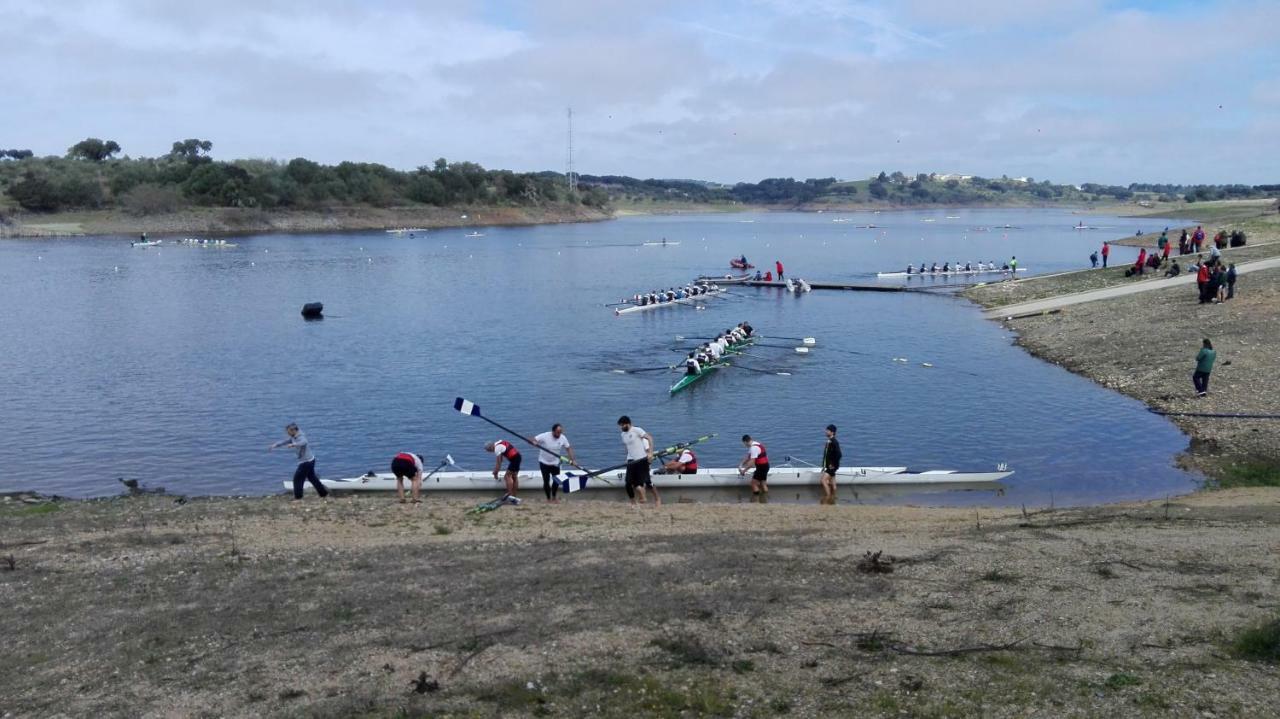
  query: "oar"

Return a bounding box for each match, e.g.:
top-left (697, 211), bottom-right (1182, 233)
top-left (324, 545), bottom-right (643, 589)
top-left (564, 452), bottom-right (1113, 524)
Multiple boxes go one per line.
top-left (453, 397), bottom-right (589, 472)
top-left (761, 335), bottom-right (817, 345)
top-left (611, 364), bottom-right (678, 374)
top-left (559, 434), bottom-right (717, 490)
top-left (725, 362), bottom-right (792, 377)
top-left (424, 455), bottom-right (454, 481)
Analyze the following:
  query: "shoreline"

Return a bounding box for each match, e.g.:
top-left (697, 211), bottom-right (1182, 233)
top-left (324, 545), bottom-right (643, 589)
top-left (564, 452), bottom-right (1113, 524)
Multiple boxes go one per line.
top-left (0, 203), bottom-right (612, 239)
top-left (965, 210), bottom-right (1280, 486)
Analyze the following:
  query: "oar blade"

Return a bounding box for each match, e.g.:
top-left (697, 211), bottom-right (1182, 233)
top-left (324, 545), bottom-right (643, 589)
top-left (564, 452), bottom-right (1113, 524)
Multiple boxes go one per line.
top-left (453, 397), bottom-right (481, 417)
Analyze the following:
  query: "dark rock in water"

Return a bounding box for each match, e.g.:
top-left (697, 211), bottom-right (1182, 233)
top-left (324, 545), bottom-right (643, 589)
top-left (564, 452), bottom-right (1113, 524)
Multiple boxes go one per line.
top-left (301, 302), bottom-right (324, 320)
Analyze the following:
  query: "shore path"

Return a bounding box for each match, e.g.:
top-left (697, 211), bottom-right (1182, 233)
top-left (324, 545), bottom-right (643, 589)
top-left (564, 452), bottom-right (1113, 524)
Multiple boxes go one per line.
top-left (983, 255), bottom-right (1280, 319)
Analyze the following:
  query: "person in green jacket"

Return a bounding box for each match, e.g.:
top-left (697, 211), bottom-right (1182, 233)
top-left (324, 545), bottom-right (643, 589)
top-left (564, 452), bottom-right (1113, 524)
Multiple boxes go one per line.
top-left (1193, 338), bottom-right (1216, 397)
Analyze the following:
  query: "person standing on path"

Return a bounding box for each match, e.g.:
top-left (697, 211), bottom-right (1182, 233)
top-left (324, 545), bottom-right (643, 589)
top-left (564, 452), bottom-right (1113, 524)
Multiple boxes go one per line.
top-left (618, 416), bottom-right (659, 506)
top-left (775, 260), bottom-right (784, 281)
top-left (1101, 241), bottom-right (1110, 267)
top-left (1226, 264), bottom-right (1238, 299)
top-left (1162, 237), bottom-right (1171, 261)
top-left (531, 423), bottom-right (576, 503)
top-left (485, 439), bottom-right (522, 499)
top-left (738, 434), bottom-right (770, 502)
top-left (1193, 226), bottom-right (1205, 252)
top-left (391, 452), bottom-right (424, 504)
top-left (1008, 256), bottom-right (1018, 277)
top-left (1193, 339), bottom-right (1216, 397)
top-left (819, 425), bottom-right (842, 506)
top-left (1196, 261), bottom-right (1211, 303)
top-left (270, 423), bottom-right (328, 500)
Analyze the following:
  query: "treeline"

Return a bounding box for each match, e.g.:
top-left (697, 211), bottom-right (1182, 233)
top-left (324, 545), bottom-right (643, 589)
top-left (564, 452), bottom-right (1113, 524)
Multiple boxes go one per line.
top-left (1128, 182), bottom-right (1279, 203)
top-left (0, 137), bottom-right (608, 214)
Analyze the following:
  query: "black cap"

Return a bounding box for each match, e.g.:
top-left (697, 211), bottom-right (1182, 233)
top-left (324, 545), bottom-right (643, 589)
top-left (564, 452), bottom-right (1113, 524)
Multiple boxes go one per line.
top-left (826, 424), bottom-right (837, 433)
top-left (617, 415), bottom-right (631, 426)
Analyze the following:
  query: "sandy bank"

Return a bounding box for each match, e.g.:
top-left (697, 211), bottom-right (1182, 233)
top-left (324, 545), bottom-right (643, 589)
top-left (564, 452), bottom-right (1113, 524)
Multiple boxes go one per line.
top-left (2, 488), bottom-right (1277, 717)
top-left (0, 204), bottom-right (611, 238)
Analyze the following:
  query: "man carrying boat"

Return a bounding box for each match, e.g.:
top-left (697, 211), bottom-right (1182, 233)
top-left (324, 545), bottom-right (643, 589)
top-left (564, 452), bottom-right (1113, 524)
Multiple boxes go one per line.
top-left (738, 434), bottom-right (770, 502)
top-left (618, 416), bottom-right (660, 506)
top-left (820, 425), bottom-right (841, 506)
top-left (485, 439), bottom-right (522, 499)
top-left (531, 424), bottom-right (575, 504)
top-left (662, 447), bottom-right (698, 475)
top-left (391, 451), bottom-right (424, 504)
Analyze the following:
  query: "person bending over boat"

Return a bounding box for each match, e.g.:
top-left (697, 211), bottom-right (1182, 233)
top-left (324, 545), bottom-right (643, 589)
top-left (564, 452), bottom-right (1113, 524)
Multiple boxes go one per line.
top-left (618, 416), bottom-right (659, 506)
top-left (390, 451), bottom-right (424, 504)
top-left (270, 423), bottom-right (329, 500)
top-left (531, 423), bottom-right (575, 503)
top-left (820, 425), bottom-right (842, 506)
top-left (662, 447), bottom-right (698, 475)
top-left (738, 434), bottom-right (770, 502)
top-left (485, 439), bottom-right (522, 499)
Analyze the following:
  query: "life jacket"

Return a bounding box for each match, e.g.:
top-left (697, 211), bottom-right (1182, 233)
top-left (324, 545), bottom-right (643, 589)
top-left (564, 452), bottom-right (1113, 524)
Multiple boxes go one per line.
top-left (680, 450), bottom-right (698, 472)
top-left (394, 452), bottom-right (419, 465)
top-left (495, 440), bottom-right (519, 459)
top-left (750, 441), bottom-right (768, 466)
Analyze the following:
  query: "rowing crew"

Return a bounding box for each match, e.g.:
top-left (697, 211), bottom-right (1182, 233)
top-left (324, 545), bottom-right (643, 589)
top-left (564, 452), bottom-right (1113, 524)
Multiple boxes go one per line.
top-left (684, 322), bottom-right (754, 375)
top-left (629, 282), bottom-right (714, 306)
top-left (906, 260), bottom-right (1009, 274)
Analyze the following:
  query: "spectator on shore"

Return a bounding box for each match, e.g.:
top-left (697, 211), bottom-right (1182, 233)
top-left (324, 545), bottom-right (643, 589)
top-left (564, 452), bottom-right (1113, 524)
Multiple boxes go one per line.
top-left (1208, 243), bottom-right (1221, 267)
top-left (1164, 259), bottom-right (1181, 277)
top-left (1215, 266), bottom-right (1228, 302)
top-left (1101, 241), bottom-right (1110, 267)
top-left (1146, 252), bottom-right (1161, 271)
top-left (1193, 339), bottom-right (1215, 397)
top-left (1197, 261), bottom-right (1211, 303)
top-left (1226, 264), bottom-right (1238, 299)
top-left (1134, 247), bottom-right (1148, 275)
top-left (1193, 225), bottom-right (1205, 252)
top-left (1179, 229), bottom-right (1189, 255)
top-left (1157, 229), bottom-right (1168, 254)
top-left (1090, 251), bottom-right (1098, 268)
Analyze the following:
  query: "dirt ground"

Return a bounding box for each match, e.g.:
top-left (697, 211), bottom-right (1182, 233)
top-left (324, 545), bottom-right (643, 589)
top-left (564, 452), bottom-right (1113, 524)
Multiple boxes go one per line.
top-left (2, 489), bottom-right (1278, 718)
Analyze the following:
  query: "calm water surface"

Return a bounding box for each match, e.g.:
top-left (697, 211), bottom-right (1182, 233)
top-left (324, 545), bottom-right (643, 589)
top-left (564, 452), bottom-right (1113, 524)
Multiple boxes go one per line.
top-left (0, 209), bottom-right (1199, 505)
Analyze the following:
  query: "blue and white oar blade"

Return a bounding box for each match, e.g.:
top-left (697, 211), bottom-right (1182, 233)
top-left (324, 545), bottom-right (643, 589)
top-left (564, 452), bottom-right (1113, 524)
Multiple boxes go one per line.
top-left (454, 397), bottom-right (481, 416)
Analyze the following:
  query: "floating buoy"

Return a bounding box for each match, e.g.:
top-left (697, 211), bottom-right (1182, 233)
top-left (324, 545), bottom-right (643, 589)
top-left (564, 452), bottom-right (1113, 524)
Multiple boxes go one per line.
top-left (301, 302), bottom-right (324, 320)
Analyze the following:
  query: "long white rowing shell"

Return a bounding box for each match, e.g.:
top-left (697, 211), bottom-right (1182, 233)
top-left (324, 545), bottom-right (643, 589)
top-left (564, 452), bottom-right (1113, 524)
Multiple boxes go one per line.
top-left (615, 286), bottom-right (724, 315)
top-left (285, 466), bottom-right (1012, 493)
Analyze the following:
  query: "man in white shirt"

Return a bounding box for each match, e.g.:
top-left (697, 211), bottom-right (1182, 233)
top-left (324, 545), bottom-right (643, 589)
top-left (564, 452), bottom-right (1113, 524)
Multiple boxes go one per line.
top-left (531, 423), bottom-right (576, 503)
top-left (617, 415), bottom-right (659, 506)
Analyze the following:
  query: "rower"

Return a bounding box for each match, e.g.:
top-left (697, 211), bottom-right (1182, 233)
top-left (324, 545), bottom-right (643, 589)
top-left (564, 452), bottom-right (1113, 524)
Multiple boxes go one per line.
top-left (707, 339), bottom-right (723, 362)
top-left (964, 262), bottom-right (972, 271)
top-left (684, 353), bottom-right (701, 376)
top-left (485, 439), bottom-right (523, 500)
top-left (942, 262), bottom-right (950, 273)
top-left (930, 263), bottom-right (939, 273)
top-left (662, 447), bottom-right (698, 475)
top-left (741, 321), bottom-right (754, 338)
top-left (906, 264), bottom-right (915, 274)
top-left (737, 434), bottom-right (770, 502)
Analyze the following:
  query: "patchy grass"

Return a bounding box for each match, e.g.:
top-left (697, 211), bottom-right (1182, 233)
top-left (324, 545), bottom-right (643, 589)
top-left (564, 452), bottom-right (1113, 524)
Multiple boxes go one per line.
top-left (650, 635), bottom-right (723, 667)
top-left (6, 502), bottom-right (61, 516)
top-left (1104, 673), bottom-right (1142, 690)
top-left (979, 568), bottom-right (1018, 584)
top-left (1216, 460), bottom-right (1280, 489)
top-left (433, 524), bottom-right (452, 535)
top-left (1231, 617), bottom-right (1280, 662)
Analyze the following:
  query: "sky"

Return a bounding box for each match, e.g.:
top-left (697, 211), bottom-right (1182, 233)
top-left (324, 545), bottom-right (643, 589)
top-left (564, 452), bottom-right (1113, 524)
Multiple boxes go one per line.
top-left (1, 0), bottom-right (1277, 185)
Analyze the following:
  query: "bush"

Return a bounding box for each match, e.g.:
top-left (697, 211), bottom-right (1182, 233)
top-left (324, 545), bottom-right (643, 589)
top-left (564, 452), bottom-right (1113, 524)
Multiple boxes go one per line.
top-left (1232, 616), bottom-right (1280, 662)
top-left (120, 183), bottom-right (184, 216)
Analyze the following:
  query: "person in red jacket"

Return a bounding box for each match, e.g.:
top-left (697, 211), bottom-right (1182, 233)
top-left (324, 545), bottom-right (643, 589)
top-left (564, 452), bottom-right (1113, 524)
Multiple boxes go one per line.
top-left (485, 439), bottom-right (522, 498)
top-left (1197, 261), bottom-right (1211, 303)
top-left (1134, 248), bottom-right (1147, 275)
top-left (775, 260), bottom-right (784, 280)
top-left (763, 270), bottom-right (773, 282)
top-left (1101, 241), bottom-right (1110, 267)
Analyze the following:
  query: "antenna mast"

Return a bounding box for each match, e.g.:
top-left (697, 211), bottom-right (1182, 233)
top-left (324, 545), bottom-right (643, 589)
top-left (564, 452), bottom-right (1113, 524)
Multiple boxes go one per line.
top-left (566, 107), bottom-right (577, 194)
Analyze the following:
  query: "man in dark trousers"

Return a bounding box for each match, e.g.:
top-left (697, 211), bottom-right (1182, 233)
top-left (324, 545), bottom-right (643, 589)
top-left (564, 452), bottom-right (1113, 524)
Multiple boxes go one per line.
top-left (819, 424), bottom-right (842, 505)
top-left (1101, 241), bottom-right (1110, 267)
top-left (1226, 264), bottom-right (1238, 299)
top-left (270, 423), bottom-right (329, 500)
top-left (775, 260), bottom-right (784, 281)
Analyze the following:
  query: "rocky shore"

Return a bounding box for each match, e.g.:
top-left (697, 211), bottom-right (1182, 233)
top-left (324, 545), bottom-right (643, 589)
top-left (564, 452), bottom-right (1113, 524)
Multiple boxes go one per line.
top-left (3, 489), bottom-right (1277, 717)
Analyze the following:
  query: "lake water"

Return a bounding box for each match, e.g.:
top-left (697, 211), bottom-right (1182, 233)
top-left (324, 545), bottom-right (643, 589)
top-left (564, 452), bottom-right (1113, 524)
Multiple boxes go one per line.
top-left (0, 208), bottom-right (1199, 505)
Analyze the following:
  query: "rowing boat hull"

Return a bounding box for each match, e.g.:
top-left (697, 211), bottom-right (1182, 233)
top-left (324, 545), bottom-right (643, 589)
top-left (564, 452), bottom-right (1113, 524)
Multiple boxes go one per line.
top-left (615, 287), bottom-right (723, 315)
top-left (876, 268), bottom-right (1028, 278)
top-left (697, 274), bottom-right (752, 284)
top-left (286, 466), bottom-right (1011, 493)
top-left (669, 339), bottom-right (753, 393)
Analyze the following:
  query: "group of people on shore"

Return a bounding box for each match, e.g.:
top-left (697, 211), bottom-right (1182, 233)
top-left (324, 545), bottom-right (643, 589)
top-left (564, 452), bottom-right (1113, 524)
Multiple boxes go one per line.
top-left (270, 414), bottom-right (848, 507)
top-left (684, 322), bottom-right (754, 375)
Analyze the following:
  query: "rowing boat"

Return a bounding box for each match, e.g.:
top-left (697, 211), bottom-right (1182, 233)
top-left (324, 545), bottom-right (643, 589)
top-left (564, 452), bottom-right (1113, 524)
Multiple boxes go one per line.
top-left (643, 241), bottom-right (681, 246)
top-left (696, 274), bottom-right (752, 284)
top-left (131, 240), bottom-right (162, 247)
top-left (876, 267), bottom-right (1027, 278)
top-left (669, 339), bottom-right (753, 393)
top-left (287, 465), bottom-right (1011, 493)
top-left (615, 286), bottom-right (723, 315)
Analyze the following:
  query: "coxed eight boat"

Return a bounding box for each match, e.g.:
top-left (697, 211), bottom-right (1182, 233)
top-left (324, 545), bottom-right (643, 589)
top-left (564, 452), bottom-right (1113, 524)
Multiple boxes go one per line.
top-left (876, 267), bottom-right (1027, 278)
top-left (615, 286), bottom-right (723, 315)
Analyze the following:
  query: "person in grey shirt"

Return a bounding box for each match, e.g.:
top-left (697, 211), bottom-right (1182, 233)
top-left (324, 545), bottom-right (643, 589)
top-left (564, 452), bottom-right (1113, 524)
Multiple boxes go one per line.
top-left (270, 423), bottom-right (329, 499)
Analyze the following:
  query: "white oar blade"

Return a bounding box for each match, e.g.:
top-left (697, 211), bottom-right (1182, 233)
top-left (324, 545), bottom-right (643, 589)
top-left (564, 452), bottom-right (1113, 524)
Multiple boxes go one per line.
top-left (803, 337), bottom-right (816, 345)
top-left (453, 397), bottom-right (480, 416)
top-left (794, 347), bottom-right (810, 354)
top-left (444, 454), bottom-right (454, 465)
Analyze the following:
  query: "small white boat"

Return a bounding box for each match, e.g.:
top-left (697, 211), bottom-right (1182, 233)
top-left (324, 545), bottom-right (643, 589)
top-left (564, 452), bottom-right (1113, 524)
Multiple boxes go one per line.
top-left (615, 286), bottom-right (723, 315)
top-left (696, 274), bottom-right (752, 284)
top-left (386, 227), bottom-right (427, 234)
top-left (465, 232), bottom-right (485, 238)
top-left (785, 278), bottom-right (812, 293)
top-left (287, 465), bottom-right (1012, 494)
top-left (877, 267), bottom-right (1027, 278)
top-left (131, 240), bottom-right (162, 248)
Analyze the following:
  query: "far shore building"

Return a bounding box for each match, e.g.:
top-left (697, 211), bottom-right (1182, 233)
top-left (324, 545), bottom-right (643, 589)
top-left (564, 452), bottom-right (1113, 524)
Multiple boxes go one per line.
top-left (936, 173), bottom-right (974, 182)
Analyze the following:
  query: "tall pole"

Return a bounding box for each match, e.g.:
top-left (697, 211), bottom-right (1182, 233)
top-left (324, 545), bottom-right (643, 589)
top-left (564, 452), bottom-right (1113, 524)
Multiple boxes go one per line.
top-left (566, 107), bottom-right (577, 194)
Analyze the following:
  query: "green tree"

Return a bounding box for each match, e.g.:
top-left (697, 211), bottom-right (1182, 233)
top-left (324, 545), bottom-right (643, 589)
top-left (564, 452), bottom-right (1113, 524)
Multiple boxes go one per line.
top-left (168, 139), bottom-right (213, 163)
top-left (868, 181), bottom-right (888, 199)
top-left (67, 138), bottom-right (121, 162)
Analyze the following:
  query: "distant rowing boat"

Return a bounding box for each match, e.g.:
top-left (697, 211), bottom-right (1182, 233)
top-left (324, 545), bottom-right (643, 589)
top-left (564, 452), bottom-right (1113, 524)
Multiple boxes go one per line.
top-left (615, 286), bottom-right (724, 315)
top-left (669, 338), bottom-right (753, 394)
top-left (696, 274), bottom-right (752, 284)
top-left (386, 227), bottom-right (427, 234)
top-left (465, 232), bottom-right (485, 238)
top-left (643, 241), bottom-right (681, 246)
top-left (287, 465), bottom-right (1011, 493)
top-left (131, 240), bottom-right (162, 247)
top-left (877, 267), bottom-right (1027, 278)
